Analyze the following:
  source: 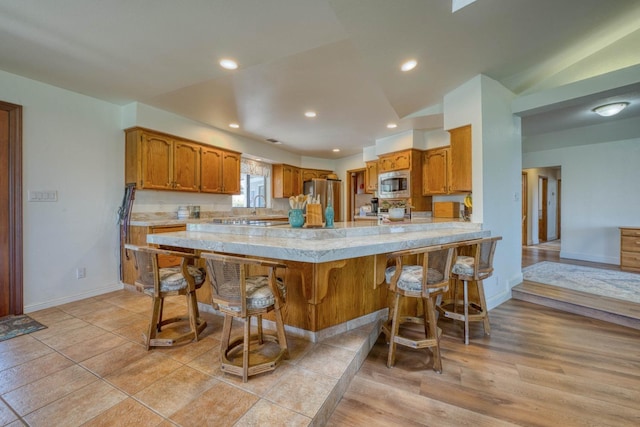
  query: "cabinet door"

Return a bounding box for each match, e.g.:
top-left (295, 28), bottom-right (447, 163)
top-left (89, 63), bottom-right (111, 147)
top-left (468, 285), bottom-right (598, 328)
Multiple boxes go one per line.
top-left (221, 151), bottom-right (241, 194)
top-left (378, 150), bottom-right (411, 172)
top-left (200, 146), bottom-right (223, 193)
top-left (141, 133), bottom-right (173, 190)
top-left (302, 169), bottom-right (318, 181)
top-left (292, 166), bottom-right (302, 196)
top-left (173, 141), bottom-right (201, 192)
top-left (365, 161), bottom-right (378, 193)
top-left (423, 147), bottom-right (449, 195)
top-left (449, 125), bottom-right (472, 193)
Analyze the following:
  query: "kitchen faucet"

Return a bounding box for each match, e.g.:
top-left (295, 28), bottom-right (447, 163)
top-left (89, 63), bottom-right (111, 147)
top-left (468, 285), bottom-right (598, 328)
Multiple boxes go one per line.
top-left (252, 194), bottom-right (266, 215)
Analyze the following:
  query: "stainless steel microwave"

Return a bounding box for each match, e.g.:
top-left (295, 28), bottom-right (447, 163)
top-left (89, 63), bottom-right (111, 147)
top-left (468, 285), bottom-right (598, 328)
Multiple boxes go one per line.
top-left (378, 170), bottom-right (410, 198)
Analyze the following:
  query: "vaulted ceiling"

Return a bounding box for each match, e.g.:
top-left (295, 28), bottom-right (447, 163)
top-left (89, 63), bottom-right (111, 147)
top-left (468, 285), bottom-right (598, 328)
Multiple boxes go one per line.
top-left (1, 0), bottom-right (639, 158)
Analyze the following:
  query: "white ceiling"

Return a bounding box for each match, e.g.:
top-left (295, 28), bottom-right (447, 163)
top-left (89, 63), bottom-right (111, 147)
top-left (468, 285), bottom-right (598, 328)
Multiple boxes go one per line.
top-left (1, 0), bottom-right (640, 158)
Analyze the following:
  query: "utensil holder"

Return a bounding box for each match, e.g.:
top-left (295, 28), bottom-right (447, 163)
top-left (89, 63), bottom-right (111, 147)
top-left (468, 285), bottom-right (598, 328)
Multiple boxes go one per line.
top-left (306, 204), bottom-right (323, 227)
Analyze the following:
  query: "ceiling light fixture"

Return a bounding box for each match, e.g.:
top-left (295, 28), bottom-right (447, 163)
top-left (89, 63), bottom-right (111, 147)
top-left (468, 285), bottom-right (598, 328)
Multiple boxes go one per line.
top-left (305, 111), bottom-right (317, 118)
top-left (219, 58), bottom-right (238, 70)
top-left (386, 123), bottom-right (397, 129)
top-left (229, 123), bottom-right (239, 128)
top-left (401, 59), bottom-right (417, 72)
top-left (592, 102), bottom-right (629, 117)
top-left (332, 148), bottom-right (340, 152)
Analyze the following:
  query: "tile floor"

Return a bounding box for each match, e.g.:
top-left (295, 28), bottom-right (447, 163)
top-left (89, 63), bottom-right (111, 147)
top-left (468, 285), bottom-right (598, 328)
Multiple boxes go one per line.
top-left (0, 290), bottom-right (376, 427)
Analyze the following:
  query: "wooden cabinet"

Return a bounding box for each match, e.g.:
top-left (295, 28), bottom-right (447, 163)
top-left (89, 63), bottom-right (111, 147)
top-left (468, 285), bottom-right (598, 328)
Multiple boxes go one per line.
top-left (125, 128), bottom-right (200, 192)
top-left (125, 127), bottom-right (240, 194)
top-left (448, 124), bottom-right (472, 193)
top-left (301, 168), bottom-right (333, 181)
top-left (620, 227), bottom-right (640, 272)
top-left (378, 150), bottom-right (413, 172)
top-left (422, 147), bottom-right (449, 195)
top-left (272, 164), bottom-right (302, 198)
top-left (201, 146), bottom-right (241, 194)
top-left (365, 161), bottom-right (378, 193)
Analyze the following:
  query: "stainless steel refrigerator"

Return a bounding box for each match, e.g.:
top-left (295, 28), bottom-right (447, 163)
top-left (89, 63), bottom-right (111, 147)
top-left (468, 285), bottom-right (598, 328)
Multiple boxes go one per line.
top-left (303, 179), bottom-right (342, 222)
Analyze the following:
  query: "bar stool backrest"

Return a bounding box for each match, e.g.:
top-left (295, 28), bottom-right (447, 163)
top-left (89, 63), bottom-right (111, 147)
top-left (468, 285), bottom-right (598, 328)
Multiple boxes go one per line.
top-left (458, 236), bottom-right (501, 281)
top-left (206, 254), bottom-right (246, 315)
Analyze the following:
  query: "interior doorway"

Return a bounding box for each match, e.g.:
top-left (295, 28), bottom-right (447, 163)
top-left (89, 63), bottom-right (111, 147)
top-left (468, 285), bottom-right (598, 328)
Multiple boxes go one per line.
top-left (0, 101), bottom-right (23, 317)
top-left (538, 176), bottom-right (548, 242)
top-left (522, 171), bottom-right (528, 246)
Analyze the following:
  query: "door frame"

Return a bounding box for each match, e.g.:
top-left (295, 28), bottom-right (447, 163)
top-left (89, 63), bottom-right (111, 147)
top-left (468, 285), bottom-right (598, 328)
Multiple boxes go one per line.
top-left (1, 101), bottom-right (23, 316)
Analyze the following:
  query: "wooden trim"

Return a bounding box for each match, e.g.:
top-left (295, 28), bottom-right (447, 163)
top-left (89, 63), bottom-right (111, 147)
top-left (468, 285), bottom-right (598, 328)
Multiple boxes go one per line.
top-left (1, 100), bottom-right (23, 314)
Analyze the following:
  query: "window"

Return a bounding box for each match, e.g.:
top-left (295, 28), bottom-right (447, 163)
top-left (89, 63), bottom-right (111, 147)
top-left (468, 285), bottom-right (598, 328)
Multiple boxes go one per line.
top-left (232, 159), bottom-right (271, 207)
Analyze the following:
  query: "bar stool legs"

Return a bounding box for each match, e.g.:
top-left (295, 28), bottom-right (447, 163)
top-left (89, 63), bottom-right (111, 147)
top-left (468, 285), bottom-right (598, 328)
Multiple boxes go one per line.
top-left (437, 237), bottom-right (501, 345)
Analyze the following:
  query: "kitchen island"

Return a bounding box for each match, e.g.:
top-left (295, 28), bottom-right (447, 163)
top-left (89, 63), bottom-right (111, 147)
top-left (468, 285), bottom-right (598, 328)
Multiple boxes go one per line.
top-left (148, 218), bottom-right (489, 340)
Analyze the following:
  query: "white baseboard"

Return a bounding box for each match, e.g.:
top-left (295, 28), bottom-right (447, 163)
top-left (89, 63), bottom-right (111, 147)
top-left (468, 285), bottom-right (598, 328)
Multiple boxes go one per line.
top-left (24, 283), bottom-right (124, 313)
top-left (559, 251), bottom-right (618, 265)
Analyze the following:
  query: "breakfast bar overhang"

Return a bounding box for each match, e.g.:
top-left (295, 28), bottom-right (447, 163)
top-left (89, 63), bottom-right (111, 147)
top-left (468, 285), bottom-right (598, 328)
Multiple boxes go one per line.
top-left (148, 220), bottom-right (490, 340)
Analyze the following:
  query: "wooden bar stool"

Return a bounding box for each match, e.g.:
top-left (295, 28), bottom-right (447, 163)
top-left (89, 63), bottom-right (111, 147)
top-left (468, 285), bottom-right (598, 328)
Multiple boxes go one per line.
top-left (437, 236), bottom-right (501, 345)
top-left (202, 252), bottom-right (288, 383)
top-left (381, 244), bottom-right (455, 373)
top-left (125, 244), bottom-right (207, 350)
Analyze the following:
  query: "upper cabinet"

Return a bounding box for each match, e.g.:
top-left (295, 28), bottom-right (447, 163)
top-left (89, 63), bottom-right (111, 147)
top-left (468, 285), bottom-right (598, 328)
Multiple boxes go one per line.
top-left (301, 168), bottom-right (333, 181)
top-left (272, 164), bottom-right (302, 198)
top-left (201, 146), bottom-right (242, 194)
top-left (126, 128), bottom-right (200, 192)
top-left (365, 161), bottom-right (378, 193)
top-left (422, 125), bottom-right (472, 195)
top-left (448, 124), bottom-right (472, 193)
top-left (378, 150), bottom-right (413, 172)
top-left (125, 127), bottom-right (240, 194)
top-left (422, 147), bottom-right (449, 195)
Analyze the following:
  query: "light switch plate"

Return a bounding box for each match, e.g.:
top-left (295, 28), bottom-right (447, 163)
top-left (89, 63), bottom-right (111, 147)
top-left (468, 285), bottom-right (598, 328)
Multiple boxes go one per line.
top-left (28, 190), bottom-right (58, 202)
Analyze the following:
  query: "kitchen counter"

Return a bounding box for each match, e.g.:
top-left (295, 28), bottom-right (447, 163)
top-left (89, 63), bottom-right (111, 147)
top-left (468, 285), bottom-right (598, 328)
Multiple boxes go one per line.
top-left (148, 218), bottom-right (486, 263)
top-left (146, 218), bottom-right (489, 337)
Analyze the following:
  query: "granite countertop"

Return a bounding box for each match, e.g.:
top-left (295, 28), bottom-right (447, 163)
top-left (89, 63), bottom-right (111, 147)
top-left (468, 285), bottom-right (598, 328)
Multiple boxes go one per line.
top-left (147, 219), bottom-right (489, 263)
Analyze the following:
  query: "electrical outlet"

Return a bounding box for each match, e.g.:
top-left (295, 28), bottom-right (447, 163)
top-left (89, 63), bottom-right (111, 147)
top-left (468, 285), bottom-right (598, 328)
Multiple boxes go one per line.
top-left (76, 268), bottom-right (86, 279)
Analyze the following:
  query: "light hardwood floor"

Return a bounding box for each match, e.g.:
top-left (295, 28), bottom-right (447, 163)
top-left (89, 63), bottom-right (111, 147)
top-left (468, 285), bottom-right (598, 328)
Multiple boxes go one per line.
top-left (328, 246), bottom-right (640, 426)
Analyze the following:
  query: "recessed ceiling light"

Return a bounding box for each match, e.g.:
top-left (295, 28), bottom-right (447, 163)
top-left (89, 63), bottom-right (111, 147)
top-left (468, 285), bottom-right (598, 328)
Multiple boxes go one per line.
top-left (401, 59), bottom-right (417, 72)
top-left (332, 148), bottom-right (340, 152)
top-left (219, 58), bottom-right (238, 70)
top-left (304, 111), bottom-right (317, 118)
top-left (387, 123), bottom-right (398, 129)
top-left (592, 102), bottom-right (629, 117)
top-left (229, 123), bottom-right (239, 128)
top-left (266, 138), bottom-right (282, 145)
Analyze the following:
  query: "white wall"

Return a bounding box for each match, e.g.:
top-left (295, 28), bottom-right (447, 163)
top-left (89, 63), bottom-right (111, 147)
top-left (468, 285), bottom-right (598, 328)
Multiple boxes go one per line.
top-left (1, 70), bottom-right (123, 311)
top-left (523, 122), bottom-right (640, 264)
top-left (444, 75), bottom-right (523, 309)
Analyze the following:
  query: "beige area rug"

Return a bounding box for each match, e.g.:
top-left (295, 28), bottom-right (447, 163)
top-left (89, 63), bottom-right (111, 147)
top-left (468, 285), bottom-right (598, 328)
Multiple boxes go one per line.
top-left (522, 261), bottom-right (640, 303)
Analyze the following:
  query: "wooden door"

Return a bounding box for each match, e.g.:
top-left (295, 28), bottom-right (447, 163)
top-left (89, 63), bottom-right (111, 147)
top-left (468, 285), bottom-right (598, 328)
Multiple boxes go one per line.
top-left (449, 125), bottom-right (472, 193)
top-left (522, 171), bottom-right (528, 246)
top-left (557, 179), bottom-right (562, 239)
top-left (538, 176), bottom-right (548, 242)
top-left (173, 141), bottom-right (200, 191)
top-left (423, 147), bottom-right (449, 195)
top-left (221, 151), bottom-right (241, 194)
top-left (0, 101), bottom-right (23, 316)
top-left (141, 133), bottom-right (173, 190)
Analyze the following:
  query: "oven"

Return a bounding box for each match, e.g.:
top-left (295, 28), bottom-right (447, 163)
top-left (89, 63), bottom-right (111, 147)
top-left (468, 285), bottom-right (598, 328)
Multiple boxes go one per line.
top-left (378, 170), bottom-right (410, 199)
